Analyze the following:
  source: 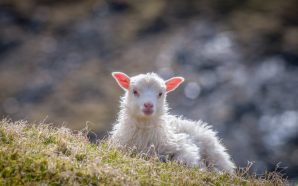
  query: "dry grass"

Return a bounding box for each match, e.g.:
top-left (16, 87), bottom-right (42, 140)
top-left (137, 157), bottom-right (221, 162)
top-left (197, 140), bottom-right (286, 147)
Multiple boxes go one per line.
top-left (0, 119), bottom-right (286, 185)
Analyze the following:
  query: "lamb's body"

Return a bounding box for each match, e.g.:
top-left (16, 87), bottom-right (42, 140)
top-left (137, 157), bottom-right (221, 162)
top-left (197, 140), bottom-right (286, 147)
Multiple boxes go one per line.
top-left (110, 72), bottom-right (235, 173)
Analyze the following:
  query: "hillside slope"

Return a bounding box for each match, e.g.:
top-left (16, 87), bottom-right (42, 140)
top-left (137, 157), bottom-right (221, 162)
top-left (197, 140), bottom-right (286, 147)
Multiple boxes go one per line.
top-left (0, 119), bottom-right (285, 185)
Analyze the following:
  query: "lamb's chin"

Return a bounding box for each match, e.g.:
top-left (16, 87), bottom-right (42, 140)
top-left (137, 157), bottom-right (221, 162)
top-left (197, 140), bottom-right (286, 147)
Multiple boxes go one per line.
top-left (138, 115), bottom-right (154, 120)
top-left (134, 112), bottom-right (157, 121)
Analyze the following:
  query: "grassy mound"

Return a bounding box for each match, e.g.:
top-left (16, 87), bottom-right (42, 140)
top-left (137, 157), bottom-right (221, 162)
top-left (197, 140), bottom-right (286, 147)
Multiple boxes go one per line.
top-left (0, 119), bottom-right (285, 185)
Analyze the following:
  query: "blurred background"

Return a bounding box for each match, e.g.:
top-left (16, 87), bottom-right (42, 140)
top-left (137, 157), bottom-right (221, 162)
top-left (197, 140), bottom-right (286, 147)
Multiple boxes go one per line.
top-left (0, 0), bottom-right (298, 181)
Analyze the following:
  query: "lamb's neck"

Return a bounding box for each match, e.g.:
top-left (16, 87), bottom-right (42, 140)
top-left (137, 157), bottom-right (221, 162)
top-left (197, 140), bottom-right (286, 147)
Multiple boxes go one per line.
top-left (114, 108), bottom-right (176, 153)
top-left (119, 112), bottom-right (172, 152)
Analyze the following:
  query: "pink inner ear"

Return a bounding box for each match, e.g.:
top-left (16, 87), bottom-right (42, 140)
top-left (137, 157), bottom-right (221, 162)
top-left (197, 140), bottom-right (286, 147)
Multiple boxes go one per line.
top-left (166, 77), bottom-right (184, 92)
top-left (113, 73), bottom-right (130, 89)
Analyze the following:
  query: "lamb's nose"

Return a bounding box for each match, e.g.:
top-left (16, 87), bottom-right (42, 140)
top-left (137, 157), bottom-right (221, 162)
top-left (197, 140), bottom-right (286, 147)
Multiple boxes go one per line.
top-left (144, 102), bottom-right (153, 109)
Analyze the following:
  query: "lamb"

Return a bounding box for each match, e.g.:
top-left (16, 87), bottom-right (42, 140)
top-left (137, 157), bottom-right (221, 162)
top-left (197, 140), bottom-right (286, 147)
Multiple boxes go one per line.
top-left (110, 72), bottom-right (236, 174)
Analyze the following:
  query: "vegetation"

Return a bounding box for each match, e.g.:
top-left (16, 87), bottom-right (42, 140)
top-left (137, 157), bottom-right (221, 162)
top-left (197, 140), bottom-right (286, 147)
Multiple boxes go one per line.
top-left (0, 119), bottom-right (285, 185)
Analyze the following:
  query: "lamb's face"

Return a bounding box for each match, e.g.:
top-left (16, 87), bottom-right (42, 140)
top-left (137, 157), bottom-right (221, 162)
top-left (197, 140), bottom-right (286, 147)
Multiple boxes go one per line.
top-left (112, 72), bottom-right (184, 120)
top-left (127, 74), bottom-right (166, 119)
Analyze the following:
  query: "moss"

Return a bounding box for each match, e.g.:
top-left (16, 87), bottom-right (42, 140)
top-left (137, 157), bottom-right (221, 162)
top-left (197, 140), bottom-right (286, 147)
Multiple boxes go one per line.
top-left (43, 135), bottom-right (57, 145)
top-left (75, 153), bottom-right (86, 161)
top-left (0, 119), bottom-right (286, 186)
top-left (0, 128), bottom-right (12, 144)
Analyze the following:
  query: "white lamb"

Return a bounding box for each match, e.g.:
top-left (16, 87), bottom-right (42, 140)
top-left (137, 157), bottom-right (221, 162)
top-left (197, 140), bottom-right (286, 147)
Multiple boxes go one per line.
top-left (110, 72), bottom-right (235, 173)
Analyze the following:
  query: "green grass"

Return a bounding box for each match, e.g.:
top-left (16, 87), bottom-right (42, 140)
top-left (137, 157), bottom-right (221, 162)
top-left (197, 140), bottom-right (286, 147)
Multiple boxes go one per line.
top-left (0, 119), bottom-right (286, 185)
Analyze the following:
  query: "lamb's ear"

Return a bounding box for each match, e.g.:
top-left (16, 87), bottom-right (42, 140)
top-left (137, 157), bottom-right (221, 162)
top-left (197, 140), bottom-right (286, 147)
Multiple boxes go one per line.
top-left (165, 77), bottom-right (184, 92)
top-left (112, 72), bottom-right (130, 90)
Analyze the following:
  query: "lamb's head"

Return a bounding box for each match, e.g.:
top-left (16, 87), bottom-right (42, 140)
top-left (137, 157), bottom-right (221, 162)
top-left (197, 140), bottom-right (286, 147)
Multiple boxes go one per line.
top-left (112, 72), bottom-right (184, 120)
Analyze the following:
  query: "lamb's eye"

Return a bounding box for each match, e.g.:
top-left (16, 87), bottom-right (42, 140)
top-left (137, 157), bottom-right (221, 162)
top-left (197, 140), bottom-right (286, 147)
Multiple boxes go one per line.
top-left (158, 92), bottom-right (163, 97)
top-left (133, 90), bottom-right (139, 96)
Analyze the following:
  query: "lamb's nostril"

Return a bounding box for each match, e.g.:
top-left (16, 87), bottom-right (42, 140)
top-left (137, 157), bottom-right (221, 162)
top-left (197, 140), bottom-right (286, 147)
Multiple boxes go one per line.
top-left (144, 102), bottom-right (153, 109)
